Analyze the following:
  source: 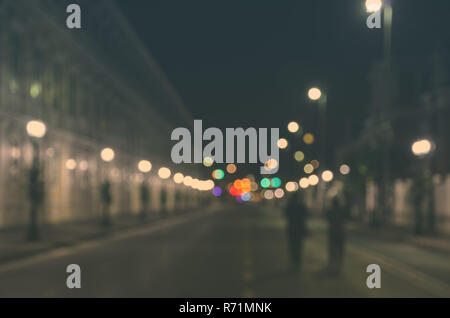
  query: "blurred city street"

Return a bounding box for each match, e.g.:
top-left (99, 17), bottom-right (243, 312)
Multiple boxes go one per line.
top-left (1, 0), bottom-right (450, 299)
top-left (1, 204), bottom-right (449, 298)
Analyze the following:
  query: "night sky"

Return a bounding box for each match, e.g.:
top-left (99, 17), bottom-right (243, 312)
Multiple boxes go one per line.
top-left (117, 0), bottom-right (450, 172)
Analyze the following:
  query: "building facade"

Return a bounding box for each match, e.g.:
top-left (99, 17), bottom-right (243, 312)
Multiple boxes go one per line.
top-left (0, 0), bottom-right (202, 228)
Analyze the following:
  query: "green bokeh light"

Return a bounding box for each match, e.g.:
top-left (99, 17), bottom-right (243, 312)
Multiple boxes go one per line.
top-left (260, 178), bottom-right (271, 189)
top-left (271, 177), bottom-right (281, 188)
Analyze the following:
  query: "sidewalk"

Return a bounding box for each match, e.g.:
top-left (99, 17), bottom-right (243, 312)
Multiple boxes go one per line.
top-left (0, 210), bottom-right (188, 265)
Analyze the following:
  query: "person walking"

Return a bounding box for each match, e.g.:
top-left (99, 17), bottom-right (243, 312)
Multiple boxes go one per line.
top-left (284, 192), bottom-right (308, 271)
top-left (101, 180), bottom-right (112, 226)
top-left (326, 197), bottom-right (346, 275)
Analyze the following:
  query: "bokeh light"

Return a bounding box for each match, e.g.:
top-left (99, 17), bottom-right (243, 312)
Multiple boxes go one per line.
top-left (260, 178), bottom-right (271, 189)
top-left (65, 159), bottom-right (77, 171)
top-left (226, 163), bottom-right (237, 174)
top-left (274, 188), bottom-right (285, 199)
top-left (100, 148), bottom-right (115, 162)
top-left (277, 138), bottom-right (288, 149)
top-left (340, 164), bottom-right (351, 175)
top-left (138, 160), bottom-right (152, 173)
top-left (203, 156), bottom-right (214, 167)
top-left (366, 0), bottom-right (382, 13)
top-left (299, 178), bottom-right (309, 189)
top-left (287, 121), bottom-right (300, 133)
top-left (311, 160), bottom-right (320, 170)
top-left (26, 120), bottom-right (47, 138)
top-left (212, 169), bottom-right (225, 180)
top-left (79, 160), bottom-right (88, 171)
top-left (203, 180), bottom-right (215, 191)
top-left (263, 190), bottom-right (274, 200)
top-left (322, 170), bottom-right (334, 182)
top-left (294, 151), bottom-right (305, 162)
top-left (212, 186), bottom-right (222, 197)
top-left (285, 181), bottom-right (298, 192)
top-left (30, 82), bottom-right (42, 98)
top-left (183, 176), bottom-right (193, 186)
top-left (241, 192), bottom-right (251, 202)
top-left (158, 167), bottom-right (171, 179)
top-left (308, 174), bottom-right (319, 186)
top-left (230, 186), bottom-right (239, 196)
top-left (303, 133), bottom-right (315, 145)
top-left (411, 139), bottom-right (432, 156)
top-left (173, 172), bottom-right (184, 184)
top-left (241, 178), bottom-right (252, 193)
top-left (191, 179), bottom-right (200, 190)
top-left (304, 163), bottom-right (314, 174)
top-left (231, 178), bottom-right (251, 195)
top-left (271, 177), bottom-right (282, 188)
top-left (308, 87), bottom-right (322, 101)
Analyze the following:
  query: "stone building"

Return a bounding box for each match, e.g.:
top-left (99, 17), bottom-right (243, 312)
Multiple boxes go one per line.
top-left (0, 0), bottom-right (201, 227)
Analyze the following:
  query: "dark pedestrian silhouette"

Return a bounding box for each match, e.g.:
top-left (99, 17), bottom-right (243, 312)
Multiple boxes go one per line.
top-left (100, 180), bottom-right (112, 226)
top-left (326, 197), bottom-right (346, 275)
top-left (140, 182), bottom-right (150, 221)
top-left (160, 187), bottom-right (168, 217)
top-left (27, 154), bottom-right (45, 241)
top-left (284, 192), bottom-right (308, 271)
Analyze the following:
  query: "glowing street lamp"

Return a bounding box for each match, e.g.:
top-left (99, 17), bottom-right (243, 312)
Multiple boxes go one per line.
top-left (411, 139), bottom-right (433, 157)
top-left (365, 0), bottom-right (382, 13)
top-left (65, 159), bottom-right (77, 171)
top-left (173, 172), bottom-right (184, 184)
top-left (287, 121), bottom-right (300, 133)
top-left (26, 120), bottom-right (47, 138)
top-left (299, 178), bottom-right (309, 189)
top-left (307, 87), bottom-right (322, 101)
top-left (138, 160), bottom-right (152, 173)
top-left (183, 176), bottom-right (193, 186)
top-left (321, 170), bottom-right (334, 183)
top-left (277, 138), bottom-right (288, 149)
top-left (100, 148), bottom-right (115, 162)
top-left (158, 167), bottom-right (171, 179)
top-left (308, 174), bottom-right (319, 186)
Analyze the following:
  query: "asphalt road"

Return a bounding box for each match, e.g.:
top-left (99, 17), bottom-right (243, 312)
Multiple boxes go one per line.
top-left (0, 204), bottom-right (449, 298)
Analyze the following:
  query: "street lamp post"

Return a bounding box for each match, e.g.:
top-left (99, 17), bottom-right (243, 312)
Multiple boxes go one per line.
top-left (411, 139), bottom-right (436, 234)
top-left (26, 120), bottom-right (47, 241)
top-left (158, 167), bottom-right (171, 217)
top-left (307, 87), bottom-right (327, 168)
top-left (365, 0), bottom-right (392, 61)
top-left (100, 147), bottom-right (115, 226)
top-left (365, 0), bottom-right (395, 227)
top-left (383, 0), bottom-right (393, 62)
top-left (308, 87), bottom-right (328, 213)
top-left (138, 160), bottom-right (152, 221)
